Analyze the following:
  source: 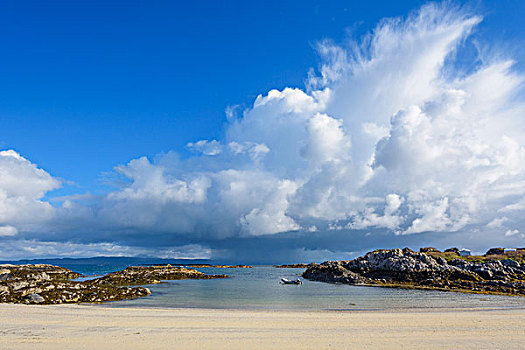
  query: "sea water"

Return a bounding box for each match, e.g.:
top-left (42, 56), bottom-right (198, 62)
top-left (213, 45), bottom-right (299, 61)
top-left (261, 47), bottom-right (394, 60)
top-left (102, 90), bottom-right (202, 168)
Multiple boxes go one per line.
top-left (64, 265), bottom-right (525, 310)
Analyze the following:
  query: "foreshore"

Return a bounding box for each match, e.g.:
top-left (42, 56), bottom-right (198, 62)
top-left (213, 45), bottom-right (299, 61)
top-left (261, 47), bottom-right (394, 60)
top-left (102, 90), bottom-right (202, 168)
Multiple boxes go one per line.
top-left (1, 304), bottom-right (524, 349)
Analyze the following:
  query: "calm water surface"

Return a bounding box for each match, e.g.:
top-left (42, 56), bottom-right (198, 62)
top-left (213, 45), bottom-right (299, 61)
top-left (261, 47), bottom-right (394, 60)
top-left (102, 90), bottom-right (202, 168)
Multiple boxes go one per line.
top-left (86, 266), bottom-right (525, 310)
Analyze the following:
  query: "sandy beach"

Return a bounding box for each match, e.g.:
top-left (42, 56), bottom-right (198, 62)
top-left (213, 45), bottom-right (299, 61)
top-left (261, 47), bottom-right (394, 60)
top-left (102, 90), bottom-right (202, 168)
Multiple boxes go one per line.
top-left (1, 304), bottom-right (524, 349)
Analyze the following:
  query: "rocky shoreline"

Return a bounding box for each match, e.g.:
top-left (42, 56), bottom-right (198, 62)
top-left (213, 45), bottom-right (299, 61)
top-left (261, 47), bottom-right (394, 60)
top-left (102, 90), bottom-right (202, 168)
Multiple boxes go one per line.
top-left (0, 264), bottom-right (227, 304)
top-left (303, 248), bottom-right (525, 297)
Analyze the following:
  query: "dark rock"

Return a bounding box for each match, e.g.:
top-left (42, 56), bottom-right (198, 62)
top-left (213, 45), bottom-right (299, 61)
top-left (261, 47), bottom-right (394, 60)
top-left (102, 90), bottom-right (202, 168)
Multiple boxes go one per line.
top-left (501, 259), bottom-right (520, 268)
top-left (444, 247), bottom-right (460, 255)
top-left (474, 268), bottom-right (494, 280)
top-left (420, 247), bottom-right (440, 253)
top-left (436, 257), bottom-right (448, 266)
top-left (485, 248), bottom-right (504, 256)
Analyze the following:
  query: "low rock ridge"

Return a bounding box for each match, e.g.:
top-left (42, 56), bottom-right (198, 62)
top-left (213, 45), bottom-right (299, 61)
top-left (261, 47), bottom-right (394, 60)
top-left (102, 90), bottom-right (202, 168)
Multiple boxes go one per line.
top-left (302, 248), bottom-right (525, 296)
top-left (274, 264), bottom-right (310, 268)
top-left (187, 264), bottom-right (252, 268)
top-left (92, 265), bottom-right (228, 286)
top-left (0, 264), bottom-right (227, 304)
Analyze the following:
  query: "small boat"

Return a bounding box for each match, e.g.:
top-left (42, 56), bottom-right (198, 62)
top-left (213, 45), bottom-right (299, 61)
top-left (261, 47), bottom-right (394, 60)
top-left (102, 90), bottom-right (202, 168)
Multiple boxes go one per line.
top-left (281, 278), bottom-right (302, 285)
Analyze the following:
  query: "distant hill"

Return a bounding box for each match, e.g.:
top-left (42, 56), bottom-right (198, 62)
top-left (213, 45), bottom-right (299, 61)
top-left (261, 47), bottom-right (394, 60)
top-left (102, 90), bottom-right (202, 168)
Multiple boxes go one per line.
top-left (0, 256), bottom-right (212, 266)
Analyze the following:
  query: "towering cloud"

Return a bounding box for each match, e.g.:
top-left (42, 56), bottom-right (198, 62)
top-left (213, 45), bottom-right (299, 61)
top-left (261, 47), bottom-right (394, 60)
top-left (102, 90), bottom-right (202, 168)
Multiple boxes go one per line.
top-left (1, 2), bottom-right (524, 260)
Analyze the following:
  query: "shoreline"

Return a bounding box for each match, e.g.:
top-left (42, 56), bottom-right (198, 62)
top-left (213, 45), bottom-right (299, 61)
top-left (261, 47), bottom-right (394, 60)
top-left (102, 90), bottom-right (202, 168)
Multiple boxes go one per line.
top-left (5, 301), bottom-right (525, 313)
top-left (2, 303), bottom-right (524, 349)
top-left (346, 280), bottom-right (525, 298)
top-left (97, 301), bottom-right (525, 313)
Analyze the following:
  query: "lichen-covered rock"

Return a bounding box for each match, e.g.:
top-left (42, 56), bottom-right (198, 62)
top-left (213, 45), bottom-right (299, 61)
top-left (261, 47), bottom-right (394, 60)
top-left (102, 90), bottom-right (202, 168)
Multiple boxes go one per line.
top-left (0, 269), bottom-right (14, 281)
top-left (0, 264), bottom-right (226, 305)
top-left (0, 264), bottom-right (82, 281)
top-left (0, 265), bottom-right (151, 304)
top-left (303, 248), bottom-right (525, 297)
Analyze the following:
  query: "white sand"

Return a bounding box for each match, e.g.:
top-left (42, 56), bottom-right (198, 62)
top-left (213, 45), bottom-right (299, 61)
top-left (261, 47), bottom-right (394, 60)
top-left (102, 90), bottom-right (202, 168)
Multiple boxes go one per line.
top-left (1, 304), bottom-right (524, 349)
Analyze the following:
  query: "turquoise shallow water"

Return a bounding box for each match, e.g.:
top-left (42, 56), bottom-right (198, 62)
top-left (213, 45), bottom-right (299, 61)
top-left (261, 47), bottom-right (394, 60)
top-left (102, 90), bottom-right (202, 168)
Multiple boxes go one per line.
top-left (96, 266), bottom-right (525, 310)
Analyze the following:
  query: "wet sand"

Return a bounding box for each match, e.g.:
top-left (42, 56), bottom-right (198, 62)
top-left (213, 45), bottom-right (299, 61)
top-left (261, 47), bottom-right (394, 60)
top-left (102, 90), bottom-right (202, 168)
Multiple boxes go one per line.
top-left (1, 304), bottom-right (524, 349)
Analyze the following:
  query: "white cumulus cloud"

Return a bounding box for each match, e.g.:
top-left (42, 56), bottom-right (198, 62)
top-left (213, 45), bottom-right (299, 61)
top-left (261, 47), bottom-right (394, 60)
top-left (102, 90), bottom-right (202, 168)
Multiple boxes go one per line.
top-left (187, 140), bottom-right (223, 156)
top-left (0, 150), bottom-right (60, 233)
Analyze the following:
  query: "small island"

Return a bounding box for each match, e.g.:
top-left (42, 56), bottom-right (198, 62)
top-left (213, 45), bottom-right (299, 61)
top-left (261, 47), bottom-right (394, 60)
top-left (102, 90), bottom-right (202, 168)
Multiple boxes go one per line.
top-left (187, 264), bottom-right (252, 268)
top-left (303, 247), bottom-right (525, 297)
top-left (274, 264), bottom-right (310, 268)
top-left (0, 264), bottom-right (227, 304)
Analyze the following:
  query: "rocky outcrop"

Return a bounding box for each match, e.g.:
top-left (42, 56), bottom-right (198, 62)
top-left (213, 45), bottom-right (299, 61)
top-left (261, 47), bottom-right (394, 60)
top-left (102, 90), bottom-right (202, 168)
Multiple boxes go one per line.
top-left (0, 264), bottom-right (151, 304)
top-left (419, 247), bottom-right (440, 253)
top-left (303, 248), bottom-right (525, 296)
top-left (92, 265), bottom-right (228, 286)
top-left (0, 264), bottom-right (81, 281)
top-left (0, 264), bottom-right (227, 304)
top-left (274, 264), bottom-right (310, 268)
top-left (444, 247), bottom-right (460, 255)
top-left (485, 248), bottom-right (504, 256)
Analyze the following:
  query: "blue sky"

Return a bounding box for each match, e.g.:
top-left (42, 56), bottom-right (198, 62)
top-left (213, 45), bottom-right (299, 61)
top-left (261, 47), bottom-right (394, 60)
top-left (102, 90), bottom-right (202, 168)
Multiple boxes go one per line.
top-left (0, 1), bottom-right (524, 261)
top-left (3, 0), bottom-right (521, 194)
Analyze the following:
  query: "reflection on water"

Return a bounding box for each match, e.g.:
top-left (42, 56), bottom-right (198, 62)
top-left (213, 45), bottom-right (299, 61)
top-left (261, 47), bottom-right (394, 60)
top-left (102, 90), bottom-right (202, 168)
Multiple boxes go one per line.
top-left (100, 266), bottom-right (525, 310)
